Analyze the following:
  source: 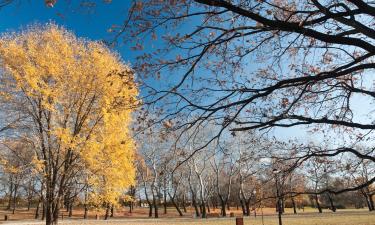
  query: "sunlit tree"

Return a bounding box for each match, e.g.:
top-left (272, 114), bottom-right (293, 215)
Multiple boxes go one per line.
top-left (0, 24), bottom-right (138, 225)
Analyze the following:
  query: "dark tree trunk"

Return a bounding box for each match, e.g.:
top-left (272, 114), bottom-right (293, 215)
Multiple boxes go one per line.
top-left (104, 203), bottom-right (110, 220)
top-left (149, 204), bottom-right (153, 217)
top-left (207, 202), bottom-right (210, 213)
top-left (291, 197), bottom-right (297, 214)
top-left (239, 198), bottom-right (246, 216)
top-left (219, 197), bottom-right (226, 217)
top-left (315, 194), bottom-right (322, 213)
top-left (201, 202), bottom-right (207, 218)
top-left (192, 194), bottom-right (200, 217)
top-left (362, 191), bottom-right (372, 211)
top-left (163, 189), bottom-right (167, 214)
top-left (245, 199), bottom-right (250, 216)
top-left (369, 194), bottom-right (375, 211)
top-left (27, 198), bottom-right (32, 211)
top-left (152, 191), bottom-right (158, 219)
top-left (41, 200), bottom-right (46, 220)
top-left (327, 194), bottom-right (336, 212)
top-left (6, 176), bottom-right (13, 210)
top-left (182, 195), bottom-right (187, 213)
top-left (68, 201), bottom-right (73, 217)
top-left (12, 184), bottom-right (18, 214)
top-left (35, 198), bottom-right (41, 219)
top-left (170, 196), bottom-right (183, 216)
top-left (84, 204), bottom-right (88, 219)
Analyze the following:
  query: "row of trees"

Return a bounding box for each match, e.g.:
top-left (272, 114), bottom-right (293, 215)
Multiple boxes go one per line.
top-left (1, 123), bottom-right (374, 221)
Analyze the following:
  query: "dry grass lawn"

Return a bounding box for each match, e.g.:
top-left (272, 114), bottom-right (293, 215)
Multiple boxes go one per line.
top-left (1, 208), bottom-right (374, 225)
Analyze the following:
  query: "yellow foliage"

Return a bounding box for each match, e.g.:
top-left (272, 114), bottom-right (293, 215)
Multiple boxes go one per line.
top-left (0, 23), bottom-right (138, 207)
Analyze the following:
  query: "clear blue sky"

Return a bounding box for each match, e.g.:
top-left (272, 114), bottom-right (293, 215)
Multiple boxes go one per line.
top-left (0, 1), bottom-right (134, 60)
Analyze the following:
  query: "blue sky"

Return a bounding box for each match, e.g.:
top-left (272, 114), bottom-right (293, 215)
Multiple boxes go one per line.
top-left (0, 1), bottom-right (134, 60)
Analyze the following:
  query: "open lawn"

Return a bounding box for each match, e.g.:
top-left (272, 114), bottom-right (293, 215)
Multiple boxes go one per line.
top-left (1, 208), bottom-right (374, 225)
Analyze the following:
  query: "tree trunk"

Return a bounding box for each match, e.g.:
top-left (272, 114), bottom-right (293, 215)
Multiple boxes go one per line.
top-left (244, 198), bottom-right (250, 216)
top-left (6, 176), bottom-right (13, 210)
top-left (169, 194), bottom-right (183, 216)
top-left (201, 202), bottom-right (207, 218)
top-left (104, 203), bottom-right (110, 220)
top-left (27, 198), bottom-right (32, 211)
top-left (84, 204), bottom-right (88, 219)
top-left (219, 197), bottom-right (226, 217)
top-left (239, 198), bottom-right (246, 216)
top-left (182, 195), bottom-right (187, 213)
top-left (192, 194), bottom-right (200, 217)
top-left (291, 197), bottom-right (297, 214)
top-left (68, 201), bottom-right (73, 217)
top-left (327, 193), bottom-right (336, 212)
top-left (35, 199), bottom-right (41, 219)
top-left (369, 194), bottom-right (375, 211)
top-left (151, 188), bottom-right (159, 219)
top-left (41, 200), bottom-right (46, 220)
top-left (315, 194), bottom-right (322, 213)
top-left (163, 188), bottom-right (167, 214)
top-left (12, 183), bottom-right (18, 214)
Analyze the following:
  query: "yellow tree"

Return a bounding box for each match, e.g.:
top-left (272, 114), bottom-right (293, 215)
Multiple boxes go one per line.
top-left (0, 24), bottom-right (138, 225)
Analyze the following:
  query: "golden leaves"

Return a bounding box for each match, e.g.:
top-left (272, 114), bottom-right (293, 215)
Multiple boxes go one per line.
top-left (0, 23), bottom-right (138, 207)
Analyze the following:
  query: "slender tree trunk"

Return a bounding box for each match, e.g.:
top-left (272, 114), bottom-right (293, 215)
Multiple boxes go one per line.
top-left (182, 195), bottom-right (187, 213)
top-left (169, 194), bottom-right (183, 216)
top-left (12, 183), bottom-right (19, 214)
top-left (35, 198), bottom-right (41, 219)
top-left (27, 198), bottom-right (32, 211)
top-left (201, 202), bottom-right (207, 218)
top-left (153, 197), bottom-right (159, 218)
top-left (327, 193), bottom-right (336, 212)
top-left (104, 203), bottom-right (110, 220)
top-left (6, 176), bottom-right (13, 210)
top-left (315, 194), bottom-right (322, 213)
top-left (291, 197), bottom-right (297, 214)
top-left (206, 202), bottom-right (210, 213)
top-left (239, 198), bottom-right (246, 215)
top-left (369, 194), bottom-right (375, 211)
top-left (192, 194), bottom-right (200, 217)
top-left (219, 197), bottom-right (226, 217)
top-left (41, 199), bottom-right (46, 221)
top-left (363, 192), bottom-right (372, 211)
top-left (110, 205), bottom-right (114, 217)
top-left (245, 200), bottom-right (250, 216)
top-left (84, 204), bottom-right (88, 219)
top-left (68, 200), bottom-right (73, 217)
top-left (163, 188), bottom-right (167, 214)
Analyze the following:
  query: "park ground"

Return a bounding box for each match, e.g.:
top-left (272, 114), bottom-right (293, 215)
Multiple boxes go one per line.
top-left (0, 207), bottom-right (374, 225)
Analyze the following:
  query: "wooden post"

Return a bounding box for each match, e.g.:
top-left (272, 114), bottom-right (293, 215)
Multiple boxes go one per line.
top-left (4, 215), bottom-right (8, 221)
top-left (236, 217), bottom-right (244, 225)
top-left (96, 214), bottom-right (99, 220)
top-left (230, 212), bottom-right (235, 217)
top-left (61, 213), bottom-right (64, 220)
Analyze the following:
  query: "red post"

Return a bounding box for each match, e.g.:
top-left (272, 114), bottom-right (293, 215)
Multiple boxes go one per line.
top-left (236, 217), bottom-right (244, 225)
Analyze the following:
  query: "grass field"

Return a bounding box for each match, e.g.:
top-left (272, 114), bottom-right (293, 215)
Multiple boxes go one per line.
top-left (1, 208), bottom-right (374, 225)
